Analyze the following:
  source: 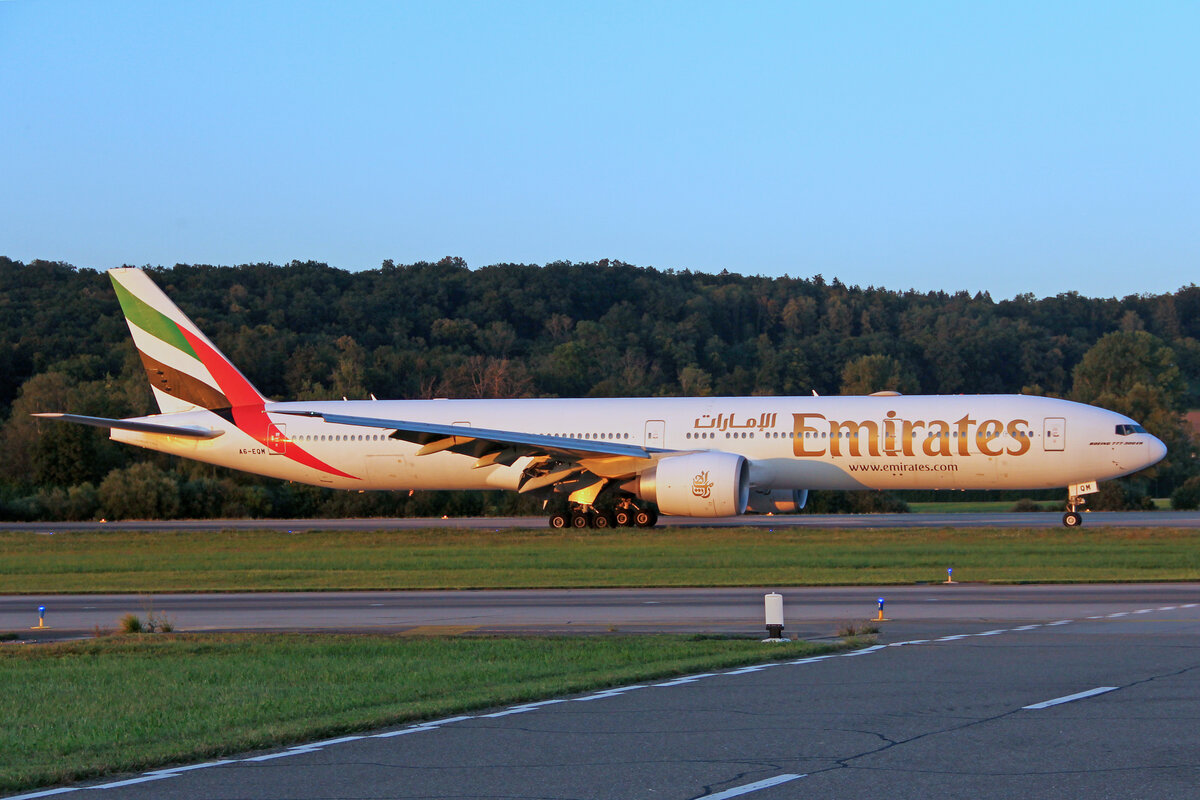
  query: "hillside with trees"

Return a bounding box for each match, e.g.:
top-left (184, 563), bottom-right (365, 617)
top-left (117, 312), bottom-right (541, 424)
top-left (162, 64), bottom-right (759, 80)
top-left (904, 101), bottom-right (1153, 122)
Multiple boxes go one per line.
top-left (2, 256), bottom-right (1196, 520)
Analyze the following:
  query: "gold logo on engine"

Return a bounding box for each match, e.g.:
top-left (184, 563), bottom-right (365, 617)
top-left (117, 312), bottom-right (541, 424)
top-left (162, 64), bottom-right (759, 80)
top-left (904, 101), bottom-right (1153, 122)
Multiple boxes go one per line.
top-left (692, 470), bottom-right (713, 498)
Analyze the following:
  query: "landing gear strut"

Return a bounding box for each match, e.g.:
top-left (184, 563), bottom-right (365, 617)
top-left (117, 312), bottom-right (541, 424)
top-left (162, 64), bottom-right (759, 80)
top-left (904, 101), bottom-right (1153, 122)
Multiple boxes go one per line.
top-left (1063, 495), bottom-right (1085, 527)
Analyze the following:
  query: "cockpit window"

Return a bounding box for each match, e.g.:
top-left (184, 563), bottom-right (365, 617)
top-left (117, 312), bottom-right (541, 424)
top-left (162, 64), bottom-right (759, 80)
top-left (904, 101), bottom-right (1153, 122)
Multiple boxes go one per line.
top-left (1115, 424), bottom-right (1148, 436)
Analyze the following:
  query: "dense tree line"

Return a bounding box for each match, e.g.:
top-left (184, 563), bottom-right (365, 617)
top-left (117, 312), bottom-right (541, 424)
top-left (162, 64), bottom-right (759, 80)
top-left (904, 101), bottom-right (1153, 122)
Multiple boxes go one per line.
top-left (1, 256), bottom-right (1196, 520)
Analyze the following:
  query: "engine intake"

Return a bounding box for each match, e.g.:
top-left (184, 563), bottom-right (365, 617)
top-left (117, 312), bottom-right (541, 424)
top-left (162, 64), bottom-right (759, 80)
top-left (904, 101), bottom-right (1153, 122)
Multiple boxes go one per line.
top-left (632, 452), bottom-right (750, 517)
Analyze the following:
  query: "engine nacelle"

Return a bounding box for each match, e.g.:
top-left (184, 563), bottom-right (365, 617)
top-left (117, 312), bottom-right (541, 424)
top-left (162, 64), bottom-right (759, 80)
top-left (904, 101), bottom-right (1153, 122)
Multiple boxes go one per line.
top-left (633, 452), bottom-right (750, 517)
top-left (747, 488), bottom-right (808, 514)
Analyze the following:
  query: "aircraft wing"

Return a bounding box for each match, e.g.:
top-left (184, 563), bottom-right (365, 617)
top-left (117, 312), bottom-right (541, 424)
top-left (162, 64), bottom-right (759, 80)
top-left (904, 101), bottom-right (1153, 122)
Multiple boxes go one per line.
top-left (32, 413), bottom-right (225, 439)
top-left (276, 410), bottom-right (673, 492)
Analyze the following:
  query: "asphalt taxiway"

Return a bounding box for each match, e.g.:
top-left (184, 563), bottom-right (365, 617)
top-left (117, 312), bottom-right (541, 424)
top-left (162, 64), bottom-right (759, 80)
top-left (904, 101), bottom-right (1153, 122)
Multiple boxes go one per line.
top-left (6, 584), bottom-right (1200, 800)
top-left (8, 585), bottom-right (1199, 800)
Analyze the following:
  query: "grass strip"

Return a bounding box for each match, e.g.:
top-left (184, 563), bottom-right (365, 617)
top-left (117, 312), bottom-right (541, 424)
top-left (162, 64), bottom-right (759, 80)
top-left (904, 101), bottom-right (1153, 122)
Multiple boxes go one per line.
top-left (2, 526), bottom-right (1200, 592)
top-left (0, 633), bottom-right (846, 792)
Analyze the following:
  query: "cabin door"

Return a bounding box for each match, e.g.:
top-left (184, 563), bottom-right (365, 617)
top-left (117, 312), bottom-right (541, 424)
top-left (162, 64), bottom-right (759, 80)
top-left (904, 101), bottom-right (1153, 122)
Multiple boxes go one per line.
top-left (1043, 417), bottom-right (1065, 451)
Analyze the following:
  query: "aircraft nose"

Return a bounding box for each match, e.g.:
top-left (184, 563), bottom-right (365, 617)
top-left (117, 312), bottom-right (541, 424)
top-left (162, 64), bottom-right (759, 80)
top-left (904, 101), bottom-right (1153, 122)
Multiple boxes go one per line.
top-left (1146, 434), bottom-right (1168, 468)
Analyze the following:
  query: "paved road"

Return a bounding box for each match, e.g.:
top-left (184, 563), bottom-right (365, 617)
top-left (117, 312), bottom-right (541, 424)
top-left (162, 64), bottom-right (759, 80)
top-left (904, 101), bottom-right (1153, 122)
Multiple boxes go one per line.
top-left (10, 584), bottom-right (1199, 800)
top-left (3, 510), bottom-right (1199, 533)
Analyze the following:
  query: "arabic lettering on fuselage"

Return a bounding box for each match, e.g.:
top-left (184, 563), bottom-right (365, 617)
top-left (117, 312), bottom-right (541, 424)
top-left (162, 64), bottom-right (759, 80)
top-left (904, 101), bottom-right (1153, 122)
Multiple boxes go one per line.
top-left (692, 413), bottom-right (778, 432)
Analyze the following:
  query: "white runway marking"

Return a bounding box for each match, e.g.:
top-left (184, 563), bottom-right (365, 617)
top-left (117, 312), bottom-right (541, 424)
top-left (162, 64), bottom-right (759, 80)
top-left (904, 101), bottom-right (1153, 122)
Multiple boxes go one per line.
top-left (655, 673), bottom-right (716, 686)
top-left (573, 685), bottom-right (647, 701)
top-left (244, 748), bottom-right (317, 762)
top-left (1023, 686), bottom-right (1119, 710)
top-left (83, 775), bottom-right (178, 788)
top-left (724, 664), bottom-right (776, 674)
top-left (697, 773), bottom-right (806, 799)
top-left (6, 788), bottom-right (79, 799)
top-left (145, 761), bottom-right (234, 776)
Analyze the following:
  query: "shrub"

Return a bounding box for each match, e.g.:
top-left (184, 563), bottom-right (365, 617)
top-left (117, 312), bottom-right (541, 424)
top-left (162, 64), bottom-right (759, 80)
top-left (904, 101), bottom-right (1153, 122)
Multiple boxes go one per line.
top-left (118, 613), bottom-right (143, 634)
top-left (1171, 476), bottom-right (1200, 510)
top-left (98, 463), bottom-right (180, 520)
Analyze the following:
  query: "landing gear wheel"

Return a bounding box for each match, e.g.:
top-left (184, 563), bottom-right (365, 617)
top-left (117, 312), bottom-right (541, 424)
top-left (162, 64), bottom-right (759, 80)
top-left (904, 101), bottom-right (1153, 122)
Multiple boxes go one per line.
top-left (613, 509), bottom-right (632, 527)
top-left (634, 509), bottom-right (658, 528)
top-left (571, 511), bottom-right (591, 529)
top-left (1063, 511), bottom-right (1082, 528)
top-left (548, 512), bottom-right (569, 529)
top-left (592, 512), bottom-right (616, 529)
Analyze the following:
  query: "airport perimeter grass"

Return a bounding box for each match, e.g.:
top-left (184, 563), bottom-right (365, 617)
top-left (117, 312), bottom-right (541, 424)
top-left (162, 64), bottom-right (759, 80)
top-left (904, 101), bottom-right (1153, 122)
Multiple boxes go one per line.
top-left (0, 633), bottom-right (845, 792)
top-left (2, 525), bottom-right (1200, 592)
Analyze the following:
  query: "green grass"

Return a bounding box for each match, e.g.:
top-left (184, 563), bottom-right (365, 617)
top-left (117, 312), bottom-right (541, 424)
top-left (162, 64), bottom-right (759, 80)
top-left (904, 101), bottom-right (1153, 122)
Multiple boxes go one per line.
top-left (0, 633), bottom-right (845, 792)
top-left (3, 526), bottom-right (1200, 591)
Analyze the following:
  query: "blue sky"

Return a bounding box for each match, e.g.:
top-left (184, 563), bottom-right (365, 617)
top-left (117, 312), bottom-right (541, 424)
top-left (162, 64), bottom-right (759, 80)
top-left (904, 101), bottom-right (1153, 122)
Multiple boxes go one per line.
top-left (2, 1), bottom-right (1196, 299)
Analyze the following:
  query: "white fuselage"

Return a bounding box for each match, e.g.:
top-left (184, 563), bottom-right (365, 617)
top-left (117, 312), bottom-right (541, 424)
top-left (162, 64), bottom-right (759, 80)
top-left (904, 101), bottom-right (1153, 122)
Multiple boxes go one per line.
top-left (112, 394), bottom-right (1166, 494)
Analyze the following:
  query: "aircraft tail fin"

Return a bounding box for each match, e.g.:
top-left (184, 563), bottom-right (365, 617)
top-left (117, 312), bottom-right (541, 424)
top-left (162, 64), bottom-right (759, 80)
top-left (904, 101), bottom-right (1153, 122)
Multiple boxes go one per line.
top-left (108, 267), bottom-right (266, 415)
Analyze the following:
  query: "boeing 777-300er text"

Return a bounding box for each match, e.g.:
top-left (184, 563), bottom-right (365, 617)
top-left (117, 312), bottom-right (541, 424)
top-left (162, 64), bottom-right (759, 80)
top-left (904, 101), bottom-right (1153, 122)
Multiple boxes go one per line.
top-left (36, 268), bottom-right (1167, 528)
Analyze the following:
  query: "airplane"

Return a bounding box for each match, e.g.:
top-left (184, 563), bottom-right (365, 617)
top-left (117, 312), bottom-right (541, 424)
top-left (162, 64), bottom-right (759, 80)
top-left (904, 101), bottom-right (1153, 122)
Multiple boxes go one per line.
top-left (35, 268), bottom-right (1167, 528)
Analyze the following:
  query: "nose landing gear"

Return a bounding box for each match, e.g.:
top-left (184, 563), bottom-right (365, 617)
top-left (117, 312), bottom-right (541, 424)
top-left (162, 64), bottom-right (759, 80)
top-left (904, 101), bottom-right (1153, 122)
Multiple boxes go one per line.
top-left (1063, 481), bottom-right (1099, 527)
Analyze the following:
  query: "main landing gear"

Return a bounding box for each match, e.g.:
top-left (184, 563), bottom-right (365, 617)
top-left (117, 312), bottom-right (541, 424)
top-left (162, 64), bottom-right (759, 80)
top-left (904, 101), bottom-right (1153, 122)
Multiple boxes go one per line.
top-left (548, 500), bottom-right (658, 530)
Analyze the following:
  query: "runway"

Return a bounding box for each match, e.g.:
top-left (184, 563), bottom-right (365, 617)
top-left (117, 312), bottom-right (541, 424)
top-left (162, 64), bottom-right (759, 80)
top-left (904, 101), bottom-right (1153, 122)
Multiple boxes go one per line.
top-left (9, 583), bottom-right (1199, 800)
top-left (4, 510), bottom-right (1199, 533)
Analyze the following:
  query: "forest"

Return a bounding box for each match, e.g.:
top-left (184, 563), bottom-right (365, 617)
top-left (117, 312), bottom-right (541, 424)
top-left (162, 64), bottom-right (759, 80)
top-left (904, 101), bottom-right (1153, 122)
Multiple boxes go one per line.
top-left (1, 255), bottom-right (1197, 520)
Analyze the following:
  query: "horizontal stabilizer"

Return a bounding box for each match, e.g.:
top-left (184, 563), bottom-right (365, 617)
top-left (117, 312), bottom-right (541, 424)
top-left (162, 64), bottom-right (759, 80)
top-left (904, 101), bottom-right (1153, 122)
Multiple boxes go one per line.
top-left (32, 413), bottom-right (224, 439)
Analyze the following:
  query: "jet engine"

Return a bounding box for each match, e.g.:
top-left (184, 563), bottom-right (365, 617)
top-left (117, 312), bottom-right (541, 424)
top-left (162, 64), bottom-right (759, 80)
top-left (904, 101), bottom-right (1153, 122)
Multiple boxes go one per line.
top-left (747, 488), bottom-right (808, 514)
top-left (629, 452), bottom-right (750, 517)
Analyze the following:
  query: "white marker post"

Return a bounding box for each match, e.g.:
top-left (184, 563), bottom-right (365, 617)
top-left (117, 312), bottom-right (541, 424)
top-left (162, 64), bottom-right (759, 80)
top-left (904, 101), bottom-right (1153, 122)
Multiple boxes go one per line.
top-left (763, 593), bottom-right (787, 641)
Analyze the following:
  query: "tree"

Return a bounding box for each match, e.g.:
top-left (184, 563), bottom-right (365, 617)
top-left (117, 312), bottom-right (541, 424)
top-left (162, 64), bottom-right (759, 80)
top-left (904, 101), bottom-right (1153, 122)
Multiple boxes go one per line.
top-left (98, 463), bottom-right (180, 520)
top-left (1072, 331), bottom-right (1195, 489)
top-left (839, 354), bottom-right (919, 395)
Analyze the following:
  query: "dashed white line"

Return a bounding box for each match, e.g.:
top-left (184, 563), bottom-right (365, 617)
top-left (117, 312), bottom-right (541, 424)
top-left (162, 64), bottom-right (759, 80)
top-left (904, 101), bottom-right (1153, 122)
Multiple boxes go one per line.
top-left (145, 761), bottom-right (234, 776)
top-left (724, 664), bottom-right (776, 674)
top-left (975, 629), bottom-right (1007, 636)
top-left (83, 774), bottom-right (179, 788)
top-left (1023, 686), bottom-right (1119, 709)
top-left (1012, 624), bottom-right (1041, 631)
top-left (301, 735), bottom-right (365, 748)
top-left (371, 726), bottom-right (437, 739)
top-left (1108, 612), bottom-right (1129, 618)
top-left (698, 773), bottom-right (806, 799)
top-left (573, 685), bottom-right (647, 701)
top-left (243, 748), bottom-right (318, 762)
top-left (936, 634), bottom-right (970, 641)
top-left (5, 788), bottom-right (79, 799)
top-left (655, 673), bottom-right (716, 686)
top-left (1046, 620), bottom-right (1073, 626)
